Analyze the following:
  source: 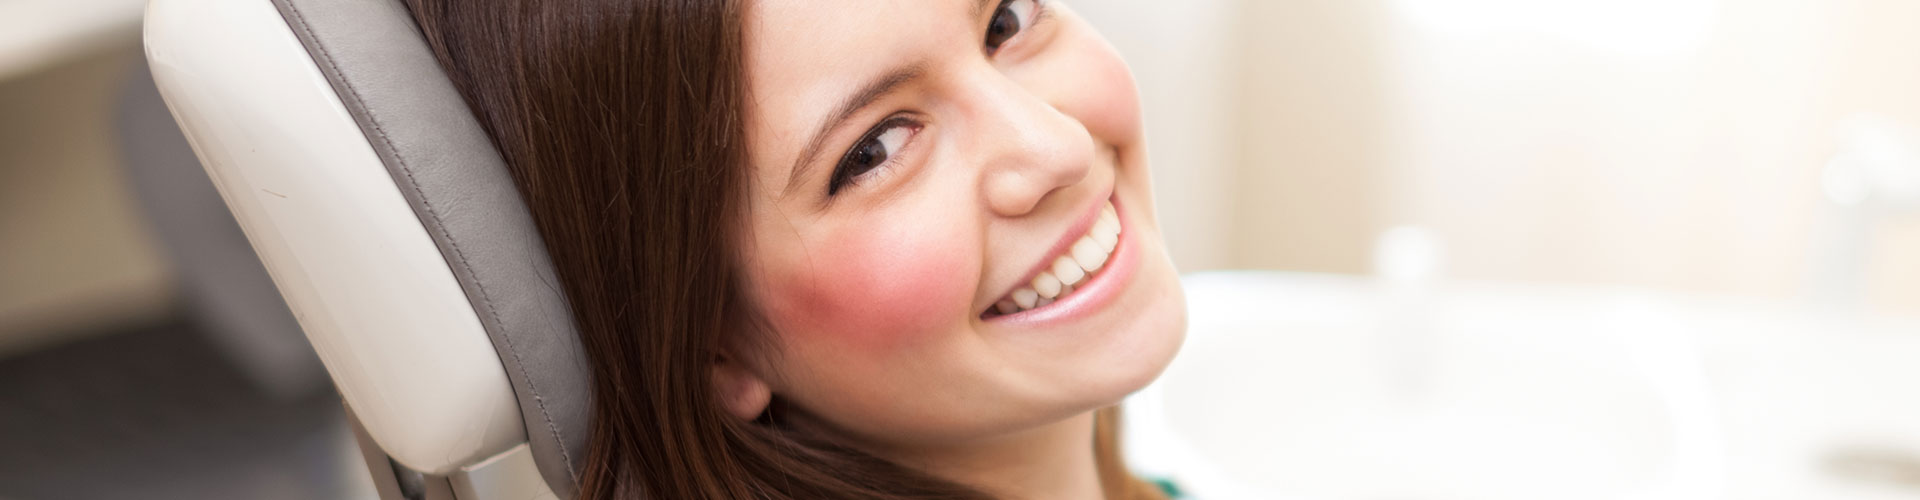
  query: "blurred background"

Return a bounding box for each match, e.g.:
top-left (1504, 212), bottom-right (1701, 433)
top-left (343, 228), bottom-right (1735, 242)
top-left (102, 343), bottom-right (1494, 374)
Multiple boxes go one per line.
top-left (3, 0), bottom-right (1917, 499)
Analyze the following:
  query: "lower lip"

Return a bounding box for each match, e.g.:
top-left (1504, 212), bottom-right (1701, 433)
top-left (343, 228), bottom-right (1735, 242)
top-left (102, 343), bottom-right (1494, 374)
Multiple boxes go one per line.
top-left (987, 197), bottom-right (1138, 326)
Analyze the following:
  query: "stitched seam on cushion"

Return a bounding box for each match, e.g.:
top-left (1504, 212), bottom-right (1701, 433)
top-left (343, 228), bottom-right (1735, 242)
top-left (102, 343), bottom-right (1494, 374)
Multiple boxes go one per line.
top-left (277, 0), bottom-right (580, 483)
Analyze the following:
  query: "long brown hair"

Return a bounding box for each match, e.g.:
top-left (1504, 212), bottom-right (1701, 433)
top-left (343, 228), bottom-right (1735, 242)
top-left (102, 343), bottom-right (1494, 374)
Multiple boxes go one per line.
top-left (401, 1), bottom-right (1167, 498)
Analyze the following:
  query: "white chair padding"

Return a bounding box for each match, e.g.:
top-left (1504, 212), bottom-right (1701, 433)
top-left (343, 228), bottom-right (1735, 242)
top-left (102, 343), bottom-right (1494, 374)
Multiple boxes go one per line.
top-left (145, 0), bottom-right (591, 496)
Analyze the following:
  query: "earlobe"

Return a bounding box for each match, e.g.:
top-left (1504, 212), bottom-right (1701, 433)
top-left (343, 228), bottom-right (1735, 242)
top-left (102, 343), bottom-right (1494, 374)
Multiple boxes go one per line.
top-left (711, 356), bottom-right (773, 421)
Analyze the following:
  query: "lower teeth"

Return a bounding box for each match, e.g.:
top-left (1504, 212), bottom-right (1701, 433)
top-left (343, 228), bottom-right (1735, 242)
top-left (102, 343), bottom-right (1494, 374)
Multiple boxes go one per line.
top-left (982, 275), bottom-right (1089, 319)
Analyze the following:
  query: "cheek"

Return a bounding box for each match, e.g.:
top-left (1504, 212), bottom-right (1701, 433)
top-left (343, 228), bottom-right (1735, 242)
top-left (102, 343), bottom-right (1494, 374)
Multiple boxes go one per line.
top-left (1049, 36), bottom-right (1142, 144)
top-left (760, 224), bottom-right (977, 350)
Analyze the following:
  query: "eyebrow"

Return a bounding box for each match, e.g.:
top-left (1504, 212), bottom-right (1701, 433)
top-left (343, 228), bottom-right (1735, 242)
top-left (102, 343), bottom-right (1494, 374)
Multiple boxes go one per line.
top-left (782, 62), bottom-right (927, 197)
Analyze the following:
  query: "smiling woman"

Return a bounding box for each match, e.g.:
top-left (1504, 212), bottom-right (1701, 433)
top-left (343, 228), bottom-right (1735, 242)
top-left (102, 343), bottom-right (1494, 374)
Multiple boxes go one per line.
top-left (401, 0), bottom-right (1186, 498)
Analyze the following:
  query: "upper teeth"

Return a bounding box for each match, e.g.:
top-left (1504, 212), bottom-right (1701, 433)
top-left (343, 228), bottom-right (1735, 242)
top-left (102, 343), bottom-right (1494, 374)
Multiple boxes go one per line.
top-left (993, 201), bottom-right (1122, 315)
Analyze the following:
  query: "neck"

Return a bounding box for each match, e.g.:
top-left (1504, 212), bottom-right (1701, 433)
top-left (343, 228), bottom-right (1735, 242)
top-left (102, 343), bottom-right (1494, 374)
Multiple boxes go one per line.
top-left (888, 411), bottom-right (1106, 500)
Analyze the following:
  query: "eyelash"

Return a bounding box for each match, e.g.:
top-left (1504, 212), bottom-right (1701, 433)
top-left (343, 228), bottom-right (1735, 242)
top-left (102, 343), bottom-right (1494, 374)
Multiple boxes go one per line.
top-left (827, 116), bottom-right (920, 196)
top-left (824, 0), bottom-right (1050, 197)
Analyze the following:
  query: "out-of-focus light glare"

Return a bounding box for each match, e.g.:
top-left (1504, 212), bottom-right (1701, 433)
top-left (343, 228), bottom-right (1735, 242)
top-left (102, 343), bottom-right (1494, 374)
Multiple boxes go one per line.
top-left (1830, 114), bottom-right (1920, 208)
top-left (1391, 0), bottom-right (1720, 58)
top-left (1373, 225), bottom-right (1444, 284)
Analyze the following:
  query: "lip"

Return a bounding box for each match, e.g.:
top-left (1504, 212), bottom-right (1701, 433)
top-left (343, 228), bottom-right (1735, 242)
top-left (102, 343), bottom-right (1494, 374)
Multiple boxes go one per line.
top-left (981, 192), bottom-right (1136, 325)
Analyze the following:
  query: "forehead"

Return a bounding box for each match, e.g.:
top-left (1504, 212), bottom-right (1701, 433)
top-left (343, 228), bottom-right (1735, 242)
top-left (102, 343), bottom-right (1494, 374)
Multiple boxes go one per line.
top-left (743, 0), bottom-right (975, 184)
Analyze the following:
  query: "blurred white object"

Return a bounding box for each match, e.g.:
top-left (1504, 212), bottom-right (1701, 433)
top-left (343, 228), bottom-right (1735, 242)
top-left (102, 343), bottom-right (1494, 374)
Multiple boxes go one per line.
top-left (1824, 114), bottom-right (1920, 209)
top-left (1135, 271), bottom-right (1920, 500)
top-left (1810, 114), bottom-right (1920, 307)
top-left (1371, 226), bottom-right (1446, 402)
top-left (1373, 225), bottom-right (1446, 285)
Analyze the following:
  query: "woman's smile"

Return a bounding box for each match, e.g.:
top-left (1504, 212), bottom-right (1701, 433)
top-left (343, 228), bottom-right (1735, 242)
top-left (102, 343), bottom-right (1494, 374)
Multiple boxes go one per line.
top-left (981, 188), bottom-right (1128, 323)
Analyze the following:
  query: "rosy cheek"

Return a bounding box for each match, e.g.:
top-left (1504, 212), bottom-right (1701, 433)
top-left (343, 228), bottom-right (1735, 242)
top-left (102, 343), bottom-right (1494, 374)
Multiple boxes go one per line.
top-left (760, 225), bottom-right (976, 350)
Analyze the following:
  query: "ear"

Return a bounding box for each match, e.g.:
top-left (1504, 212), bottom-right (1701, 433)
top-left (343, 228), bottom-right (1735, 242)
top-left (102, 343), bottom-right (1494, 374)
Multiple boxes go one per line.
top-left (710, 353), bottom-right (773, 421)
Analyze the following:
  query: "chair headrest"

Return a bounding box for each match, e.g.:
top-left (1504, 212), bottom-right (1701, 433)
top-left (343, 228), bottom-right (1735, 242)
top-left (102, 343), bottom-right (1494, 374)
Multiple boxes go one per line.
top-left (268, 0), bottom-right (593, 493)
top-left (146, 0), bottom-right (591, 495)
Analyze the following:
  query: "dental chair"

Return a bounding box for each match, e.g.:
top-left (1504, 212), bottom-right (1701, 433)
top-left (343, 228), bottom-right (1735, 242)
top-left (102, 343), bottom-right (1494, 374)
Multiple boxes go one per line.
top-left (144, 0), bottom-right (587, 498)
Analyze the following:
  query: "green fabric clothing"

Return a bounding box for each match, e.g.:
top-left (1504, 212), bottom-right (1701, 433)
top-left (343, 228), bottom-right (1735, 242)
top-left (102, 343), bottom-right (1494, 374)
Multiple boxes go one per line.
top-left (1149, 477), bottom-right (1187, 498)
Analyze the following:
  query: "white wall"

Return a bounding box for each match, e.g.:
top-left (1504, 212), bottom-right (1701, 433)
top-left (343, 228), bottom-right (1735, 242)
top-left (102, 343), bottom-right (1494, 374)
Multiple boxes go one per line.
top-left (1085, 0), bottom-right (1920, 315)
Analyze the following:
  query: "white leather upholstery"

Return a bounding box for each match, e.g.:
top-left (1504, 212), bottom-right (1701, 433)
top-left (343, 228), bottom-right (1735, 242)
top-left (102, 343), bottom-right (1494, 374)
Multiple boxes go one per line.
top-left (143, 0), bottom-right (527, 474)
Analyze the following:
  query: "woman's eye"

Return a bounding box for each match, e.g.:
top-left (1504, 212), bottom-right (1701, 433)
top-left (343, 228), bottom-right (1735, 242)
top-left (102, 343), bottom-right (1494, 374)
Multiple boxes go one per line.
top-left (829, 119), bottom-right (917, 196)
top-left (985, 0), bottom-right (1037, 54)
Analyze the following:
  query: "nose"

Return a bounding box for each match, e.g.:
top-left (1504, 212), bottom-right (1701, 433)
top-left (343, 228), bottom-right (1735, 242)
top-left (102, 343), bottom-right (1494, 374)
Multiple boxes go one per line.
top-left (969, 70), bottom-right (1095, 218)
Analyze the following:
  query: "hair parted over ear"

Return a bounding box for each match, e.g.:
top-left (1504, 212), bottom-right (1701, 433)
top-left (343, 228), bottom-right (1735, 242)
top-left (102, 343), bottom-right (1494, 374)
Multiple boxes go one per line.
top-left (711, 354), bottom-right (773, 421)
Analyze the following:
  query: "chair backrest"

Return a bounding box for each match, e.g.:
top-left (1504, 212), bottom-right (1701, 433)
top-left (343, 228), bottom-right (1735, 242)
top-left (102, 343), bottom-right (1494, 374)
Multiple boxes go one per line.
top-left (144, 0), bottom-right (590, 496)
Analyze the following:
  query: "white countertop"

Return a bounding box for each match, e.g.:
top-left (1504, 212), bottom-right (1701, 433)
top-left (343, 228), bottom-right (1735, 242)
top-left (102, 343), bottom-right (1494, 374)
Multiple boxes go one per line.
top-left (1129, 272), bottom-right (1920, 500)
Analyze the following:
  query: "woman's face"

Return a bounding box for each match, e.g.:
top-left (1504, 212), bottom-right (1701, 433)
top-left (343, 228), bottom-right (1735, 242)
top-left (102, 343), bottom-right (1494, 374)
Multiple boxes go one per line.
top-left (736, 0), bottom-right (1185, 449)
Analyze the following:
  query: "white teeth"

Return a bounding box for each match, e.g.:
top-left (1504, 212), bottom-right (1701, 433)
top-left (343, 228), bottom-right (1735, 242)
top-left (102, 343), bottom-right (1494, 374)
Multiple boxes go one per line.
top-left (986, 200), bottom-right (1125, 318)
top-left (1012, 289), bottom-right (1039, 309)
top-left (1093, 230), bottom-right (1117, 252)
top-left (1032, 272), bottom-right (1062, 299)
top-left (1071, 238), bottom-right (1107, 272)
top-left (1052, 257), bottom-right (1086, 286)
top-left (1092, 214), bottom-right (1121, 251)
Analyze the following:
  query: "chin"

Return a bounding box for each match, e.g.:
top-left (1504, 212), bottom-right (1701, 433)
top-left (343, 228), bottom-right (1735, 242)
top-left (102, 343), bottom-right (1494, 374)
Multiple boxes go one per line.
top-left (1033, 222), bottom-right (1187, 421)
top-left (1087, 166), bottom-right (1187, 396)
top-left (1086, 237), bottom-right (1186, 407)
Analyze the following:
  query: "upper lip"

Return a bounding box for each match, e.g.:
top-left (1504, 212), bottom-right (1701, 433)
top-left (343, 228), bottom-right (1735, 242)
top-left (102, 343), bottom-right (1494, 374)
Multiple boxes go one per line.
top-left (984, 186), bottom-right (1115, 313)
